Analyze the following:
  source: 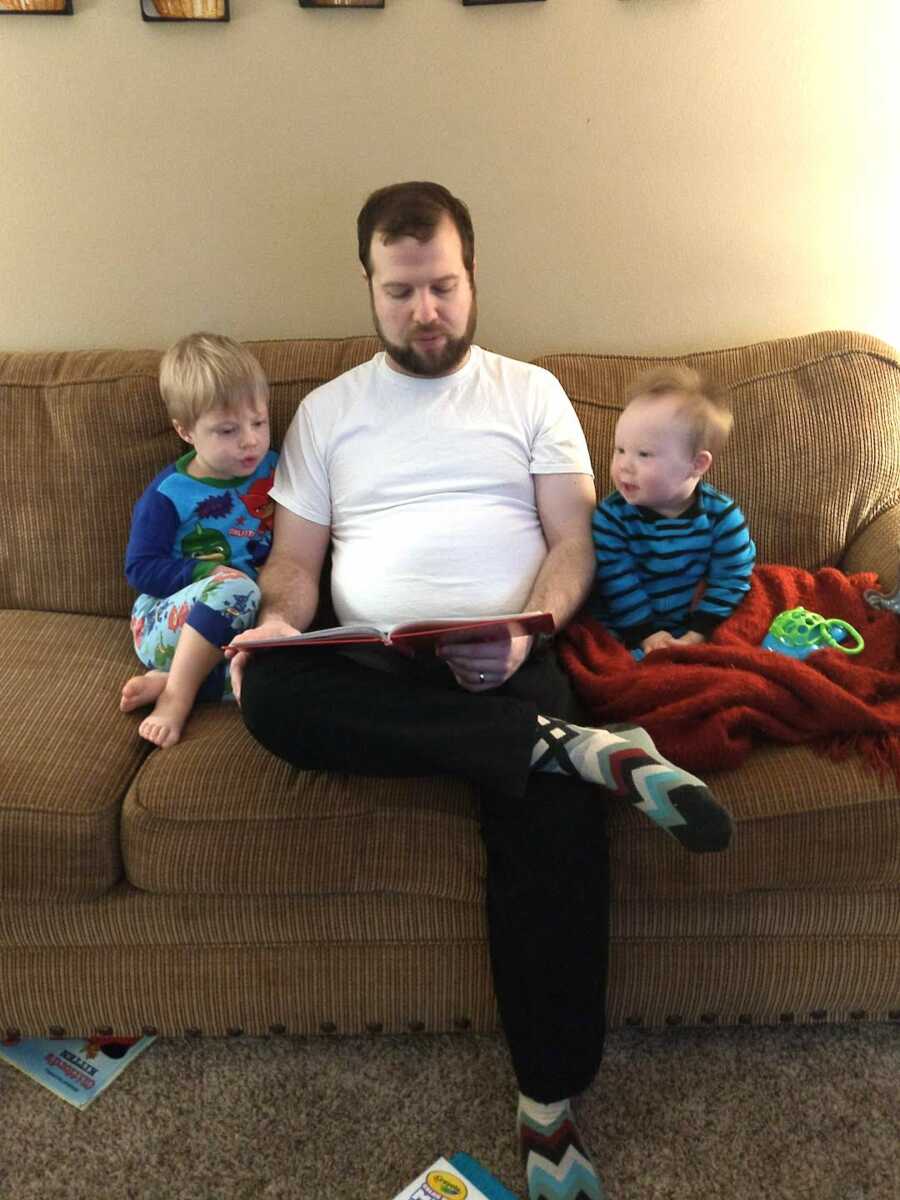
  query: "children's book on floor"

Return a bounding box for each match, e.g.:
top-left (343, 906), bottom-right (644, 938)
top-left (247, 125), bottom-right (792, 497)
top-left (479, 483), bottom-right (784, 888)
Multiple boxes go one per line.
top-left (0, 1033), bottom-right (156, 1110)
top-left (391, 1153), bottom-right (520, 1200)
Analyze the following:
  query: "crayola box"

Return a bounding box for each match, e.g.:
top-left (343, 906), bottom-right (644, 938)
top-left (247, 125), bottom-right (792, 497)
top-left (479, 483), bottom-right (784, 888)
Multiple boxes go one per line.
top-left (391, 1153), bottom-right (520, 1200)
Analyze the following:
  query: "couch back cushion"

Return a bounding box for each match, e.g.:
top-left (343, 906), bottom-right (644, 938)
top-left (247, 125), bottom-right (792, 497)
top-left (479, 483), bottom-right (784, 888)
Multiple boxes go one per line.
top-left (2, 330), bottom-right (897, 616)
top-left (0, 338), bottom-right (379, 618)
top-left (535, 330), bottom-right (900, 571)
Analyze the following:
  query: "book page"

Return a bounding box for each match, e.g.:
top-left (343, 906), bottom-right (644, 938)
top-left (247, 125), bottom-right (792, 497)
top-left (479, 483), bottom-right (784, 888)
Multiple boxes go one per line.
top-left (391, 611), bottom-right (554, 646)
top-left (230, 612), bottom-right (553, 653)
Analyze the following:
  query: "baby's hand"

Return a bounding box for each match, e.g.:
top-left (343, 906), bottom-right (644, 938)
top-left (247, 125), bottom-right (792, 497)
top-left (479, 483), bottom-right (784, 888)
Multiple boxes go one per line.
top-left (674, 631), bottom-right (706, 646)
top-left (641, 630), bottom-right (676, 653)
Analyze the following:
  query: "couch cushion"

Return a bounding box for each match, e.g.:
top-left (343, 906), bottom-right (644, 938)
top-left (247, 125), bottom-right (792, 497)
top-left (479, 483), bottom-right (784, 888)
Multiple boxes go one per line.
top-left (0, 611), bottom-right (149, 899)
top-left (608, 741), bottom-right (900, 899)
top-left (121, 701), bottom-right (485, 901)
top-left (0, 337), bottom-right (379, 618)
top-left (535, 330), bottom-right (900, 572)
top-left (121, 692), bottom-right (900, 902)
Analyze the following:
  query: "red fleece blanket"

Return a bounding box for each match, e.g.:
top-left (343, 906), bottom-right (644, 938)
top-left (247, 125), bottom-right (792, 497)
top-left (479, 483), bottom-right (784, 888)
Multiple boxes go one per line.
top-left (559, 565), bottom-right (900, 782)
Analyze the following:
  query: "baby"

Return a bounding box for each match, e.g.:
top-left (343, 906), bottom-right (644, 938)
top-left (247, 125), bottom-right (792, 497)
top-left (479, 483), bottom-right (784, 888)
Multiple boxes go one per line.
top-left (120, 332), bottom-right (277, 746)
top-left (592, 365), bottom-right (756, 655)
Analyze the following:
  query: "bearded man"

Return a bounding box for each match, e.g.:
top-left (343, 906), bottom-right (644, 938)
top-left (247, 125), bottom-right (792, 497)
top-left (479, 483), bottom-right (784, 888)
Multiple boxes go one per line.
top-left (230, 181), bottom-right (730, 1200)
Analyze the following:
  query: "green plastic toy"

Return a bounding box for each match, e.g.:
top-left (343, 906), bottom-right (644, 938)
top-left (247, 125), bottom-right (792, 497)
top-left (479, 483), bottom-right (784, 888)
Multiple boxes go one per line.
top-left (762, 606), bottom-right (864, 659)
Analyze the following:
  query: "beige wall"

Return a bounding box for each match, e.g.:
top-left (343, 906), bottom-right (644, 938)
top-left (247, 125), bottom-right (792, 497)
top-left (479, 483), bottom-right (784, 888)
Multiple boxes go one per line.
top-left (2, 0), bottom-right (897, 357)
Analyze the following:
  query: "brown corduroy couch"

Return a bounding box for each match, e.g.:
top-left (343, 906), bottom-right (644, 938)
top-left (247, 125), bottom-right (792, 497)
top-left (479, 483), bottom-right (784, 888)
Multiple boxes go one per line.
top-left (1, 329), bottom-right (899, 1041)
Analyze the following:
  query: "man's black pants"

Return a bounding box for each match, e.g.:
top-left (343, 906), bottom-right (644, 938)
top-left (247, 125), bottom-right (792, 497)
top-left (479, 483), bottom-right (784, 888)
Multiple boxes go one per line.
top-left (241, 644), bottom-right (610, 1102)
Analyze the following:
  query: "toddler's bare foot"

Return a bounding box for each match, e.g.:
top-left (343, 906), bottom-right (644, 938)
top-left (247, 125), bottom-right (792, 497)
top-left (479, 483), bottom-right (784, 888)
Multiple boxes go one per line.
top-left (138, 689), bottom-right (193, 748)
top-left (120, 670), bottom-right (168, 713)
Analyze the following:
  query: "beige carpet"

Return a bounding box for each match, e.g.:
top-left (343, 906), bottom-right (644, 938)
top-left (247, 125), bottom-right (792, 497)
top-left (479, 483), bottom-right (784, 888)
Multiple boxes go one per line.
top-left (0, 1022), bottom-right (897, 1199)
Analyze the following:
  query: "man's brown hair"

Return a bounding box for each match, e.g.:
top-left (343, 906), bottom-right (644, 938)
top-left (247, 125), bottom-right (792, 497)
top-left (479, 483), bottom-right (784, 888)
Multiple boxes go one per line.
top-left (357, 181), bottom-right (476, 283)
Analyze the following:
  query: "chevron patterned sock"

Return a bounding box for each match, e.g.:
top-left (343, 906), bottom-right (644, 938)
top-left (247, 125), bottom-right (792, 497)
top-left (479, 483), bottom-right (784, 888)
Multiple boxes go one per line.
top-left (518, 1095), bottom-right (605, 1200)
top-left (530, 716), bottom-right (732, 853)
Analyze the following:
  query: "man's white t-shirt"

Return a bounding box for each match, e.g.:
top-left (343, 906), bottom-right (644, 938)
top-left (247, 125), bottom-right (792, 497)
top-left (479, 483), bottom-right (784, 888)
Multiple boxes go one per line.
top-left (270, 346), bottom-right (594, 628)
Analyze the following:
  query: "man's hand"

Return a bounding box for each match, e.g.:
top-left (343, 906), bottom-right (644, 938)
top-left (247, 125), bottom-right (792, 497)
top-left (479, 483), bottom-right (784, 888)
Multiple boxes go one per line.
top-left (225, 618), bottom-right (300, 704)
top-left (438, 633), bottom-right (534, 692)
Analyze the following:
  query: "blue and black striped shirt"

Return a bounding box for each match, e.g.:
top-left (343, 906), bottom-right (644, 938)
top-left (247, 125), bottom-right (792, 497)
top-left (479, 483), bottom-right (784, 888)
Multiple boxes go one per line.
top-left (591, 482), bottom-right (756, 647)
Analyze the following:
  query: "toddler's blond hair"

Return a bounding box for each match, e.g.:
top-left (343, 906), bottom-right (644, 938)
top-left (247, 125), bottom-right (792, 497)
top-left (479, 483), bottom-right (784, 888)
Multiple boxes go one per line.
top-left (159, 332), bottom-right (269, 428)
top-left (625, 365), bottom-right (733, 458)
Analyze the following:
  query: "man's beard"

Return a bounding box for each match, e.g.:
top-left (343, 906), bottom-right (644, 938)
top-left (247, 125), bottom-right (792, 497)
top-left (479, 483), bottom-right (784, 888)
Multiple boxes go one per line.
top-left (372, 292), bottom-right (478, 378)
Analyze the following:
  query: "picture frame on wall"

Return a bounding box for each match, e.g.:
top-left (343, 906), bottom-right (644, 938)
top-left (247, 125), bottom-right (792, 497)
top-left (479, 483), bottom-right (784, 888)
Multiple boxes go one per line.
top-left (299, 1), bottom-right (385, 9)
top-left (141, 1), bottom-right (229, 20)
top-left (0, 2), bottom-right (73, 13)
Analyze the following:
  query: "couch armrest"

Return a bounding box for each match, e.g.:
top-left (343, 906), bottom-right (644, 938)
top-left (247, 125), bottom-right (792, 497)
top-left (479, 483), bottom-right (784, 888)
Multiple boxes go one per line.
top-left (840, 505), bottom-right (900, 588)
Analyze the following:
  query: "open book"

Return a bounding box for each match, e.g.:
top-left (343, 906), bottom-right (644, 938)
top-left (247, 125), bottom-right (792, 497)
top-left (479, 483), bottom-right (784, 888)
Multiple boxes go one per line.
top-left (231, 610), bottom-right (554, 652)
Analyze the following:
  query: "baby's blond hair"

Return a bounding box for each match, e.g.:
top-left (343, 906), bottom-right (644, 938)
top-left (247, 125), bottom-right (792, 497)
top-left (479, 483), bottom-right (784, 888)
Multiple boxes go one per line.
top-left (625, 365), bottom-right (733, 458)
top-left (159, 332), bottom-right (268, 428)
